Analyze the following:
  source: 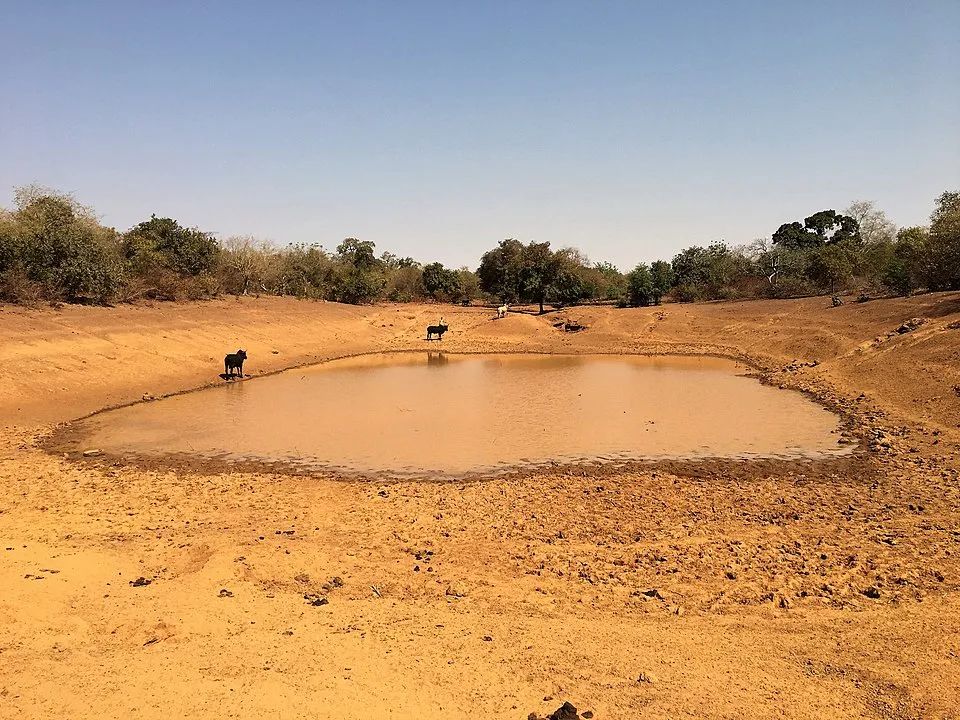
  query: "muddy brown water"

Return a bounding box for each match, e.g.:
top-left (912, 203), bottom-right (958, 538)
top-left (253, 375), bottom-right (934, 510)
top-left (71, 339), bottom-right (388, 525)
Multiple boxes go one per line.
top-left (67, 353), bottom-right (852, 478)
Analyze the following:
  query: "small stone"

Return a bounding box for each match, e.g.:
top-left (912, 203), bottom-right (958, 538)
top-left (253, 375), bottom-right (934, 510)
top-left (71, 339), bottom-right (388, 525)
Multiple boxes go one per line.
top-left (482, 635), bottom-right (493, 642)
top-left (82, 449), bottom-right (102, 457)
top-left (446, 583), bottom-right (467, 598)
top-left (862, 586), bottom-right (881, 599)
top-left (218, 588), bottom-right (233, 598)
top-left (638, 671), bottom-right (659, 684)
top-left (129, 576), bottom-right (151, 587)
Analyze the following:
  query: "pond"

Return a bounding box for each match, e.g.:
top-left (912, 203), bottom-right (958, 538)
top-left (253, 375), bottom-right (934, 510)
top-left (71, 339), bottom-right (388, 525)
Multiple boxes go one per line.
top-left (69, 353), bottom-right (852, 478)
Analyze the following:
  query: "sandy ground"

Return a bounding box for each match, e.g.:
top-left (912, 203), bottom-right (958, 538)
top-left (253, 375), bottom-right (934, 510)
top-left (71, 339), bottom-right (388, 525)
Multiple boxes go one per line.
top-left (1, 294), bottom-right (960, 719)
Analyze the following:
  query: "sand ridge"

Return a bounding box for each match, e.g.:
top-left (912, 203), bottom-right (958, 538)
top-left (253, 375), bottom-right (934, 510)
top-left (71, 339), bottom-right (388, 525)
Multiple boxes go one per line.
top-left (2, 295), bottom-right (960, 719)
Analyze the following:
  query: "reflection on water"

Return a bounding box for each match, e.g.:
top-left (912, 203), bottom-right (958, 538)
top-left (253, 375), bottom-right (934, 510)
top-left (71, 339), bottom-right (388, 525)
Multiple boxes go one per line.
top-left (74, 353), bottom-right (851, 477)
top-left (426, 352), bottom-right (449, 367)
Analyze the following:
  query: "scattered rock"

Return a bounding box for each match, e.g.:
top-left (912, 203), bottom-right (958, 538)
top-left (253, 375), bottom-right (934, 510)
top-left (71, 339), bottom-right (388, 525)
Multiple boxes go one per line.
top-left (294, 573), bottom-right (310, 584)
top-left (304, 593), bottom-right (328, 606)
top-left (218, 588), bottom-right (233, 598)
top-left (129, 576), bottom-right (152, 587)
top-left (321, 576), bottom-right (344, 591)
top-left (895, 317), bottom-right (926, 334)
top-left (82, 449), bottom-right (102, 457)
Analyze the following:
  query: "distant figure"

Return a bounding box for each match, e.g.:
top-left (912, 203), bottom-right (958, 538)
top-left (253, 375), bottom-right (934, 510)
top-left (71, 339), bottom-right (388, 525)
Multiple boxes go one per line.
top-left (496, 304), bottom-right (508, 319)
top-left (224, 349), bottom-right (247, 379)
top-left (426, 318), bottom-right (448, 341)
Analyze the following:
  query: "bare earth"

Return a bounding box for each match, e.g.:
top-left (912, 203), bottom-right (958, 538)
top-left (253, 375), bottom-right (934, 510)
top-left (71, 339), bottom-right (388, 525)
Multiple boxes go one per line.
top-left (1, 294), bottom-right (959, 719)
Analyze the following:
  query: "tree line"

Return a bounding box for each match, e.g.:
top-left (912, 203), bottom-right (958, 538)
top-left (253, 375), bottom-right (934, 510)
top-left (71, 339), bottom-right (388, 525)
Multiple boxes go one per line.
top-left (1, 184), bottom-right (957, 308)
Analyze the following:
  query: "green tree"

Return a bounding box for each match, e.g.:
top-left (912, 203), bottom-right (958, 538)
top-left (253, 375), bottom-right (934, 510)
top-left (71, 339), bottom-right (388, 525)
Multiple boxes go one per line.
top-left (421, 262), bottom-right (462, 300)
top-left (477, 238), bottom-right (527, 302)
top-left (627, 263), bottom-right (654, 306)
top-left (772, 222), bottom-right (820, 249)
top-left (806, 242), bottom-right (855, 293)
top-left (650, 260), bottom-right (674, 304)
top-left (7, 191), bottom-right (123, 303)
top-left (334, 238), bottom-right (386, 303)
top-left (122, 215), bottom-right (219, 276)
top-left (927, 190), bottom-right (960, 290)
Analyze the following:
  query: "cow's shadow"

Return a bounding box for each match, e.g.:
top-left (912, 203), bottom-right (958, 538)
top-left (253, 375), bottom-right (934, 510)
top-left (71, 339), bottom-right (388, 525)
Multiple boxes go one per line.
top-left (219, 373), bottom-right (246, 381)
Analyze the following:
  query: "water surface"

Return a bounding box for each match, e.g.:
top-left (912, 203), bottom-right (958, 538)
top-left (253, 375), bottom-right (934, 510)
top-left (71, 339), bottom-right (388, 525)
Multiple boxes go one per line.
top-left (73, 353), bottom-right (850, 477)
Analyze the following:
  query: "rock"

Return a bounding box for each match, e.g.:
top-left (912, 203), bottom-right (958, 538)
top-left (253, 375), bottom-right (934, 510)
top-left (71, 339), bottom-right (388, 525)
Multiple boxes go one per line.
top-left (129, 576), bottom-right (152, 587)
top-left (831, 296), bottom-right (843, 307)
top-left (294, 573), bottom-right (310, 584)
top-left (82, 449), bottom-right (102, 457)
top-left (482, 635), bottom-right (493, 642)
top-left (547, 701), bottom-right (579, 720)
top-left (218, 588), bottom-right (233, 598)
top-left (638, 671), bottom-right (659, 684)
top-left (445, 582), bottom-right (468, 598)
top-left (896, 317), bottom-right (926, 334)
top-left (304, 593), bottom-right (328, 606)
top-left (862, 586), bottom-right (881, 599)
top-left (321, 576), bottom-right (344, 591)
top-left (582, 712), bottom-right (594, 719)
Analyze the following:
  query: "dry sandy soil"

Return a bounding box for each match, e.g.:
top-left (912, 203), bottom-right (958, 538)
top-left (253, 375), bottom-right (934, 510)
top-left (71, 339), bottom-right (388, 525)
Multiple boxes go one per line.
top-left (1, 294), bottom-right (959, 719)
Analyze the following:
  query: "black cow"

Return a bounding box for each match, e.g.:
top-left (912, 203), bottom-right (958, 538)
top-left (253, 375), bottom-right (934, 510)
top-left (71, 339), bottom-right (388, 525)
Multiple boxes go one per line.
top-left (224, 349), bottom-right (247, 379)
top-left (426, 322), bottom-right (448, 341)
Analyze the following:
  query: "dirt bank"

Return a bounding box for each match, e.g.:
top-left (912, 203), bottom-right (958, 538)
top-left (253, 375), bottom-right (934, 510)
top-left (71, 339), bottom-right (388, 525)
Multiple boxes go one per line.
top-left (1, 294), bottom-right (959, 719)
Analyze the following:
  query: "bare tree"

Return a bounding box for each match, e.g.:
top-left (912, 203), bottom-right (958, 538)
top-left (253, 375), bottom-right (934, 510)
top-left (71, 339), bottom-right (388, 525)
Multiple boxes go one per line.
top-left (845, 200), bottom-right (896, 245)
top-left (222, 235), bottom-right (273, 294)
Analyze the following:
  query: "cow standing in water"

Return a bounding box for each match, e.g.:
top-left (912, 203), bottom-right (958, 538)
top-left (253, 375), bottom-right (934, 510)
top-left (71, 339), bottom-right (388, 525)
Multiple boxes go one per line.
top-left (224, 349), bottom-right (247, 379)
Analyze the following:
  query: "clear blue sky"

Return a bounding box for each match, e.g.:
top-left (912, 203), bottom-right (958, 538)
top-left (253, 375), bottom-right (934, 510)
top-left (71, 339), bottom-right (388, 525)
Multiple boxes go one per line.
top-left (2, 1), bottom-right (958, 269)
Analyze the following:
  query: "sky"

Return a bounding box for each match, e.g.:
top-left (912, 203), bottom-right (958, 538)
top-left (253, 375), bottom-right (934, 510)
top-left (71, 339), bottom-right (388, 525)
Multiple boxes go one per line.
top-left (2, 1), bottom-right (959, 269)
